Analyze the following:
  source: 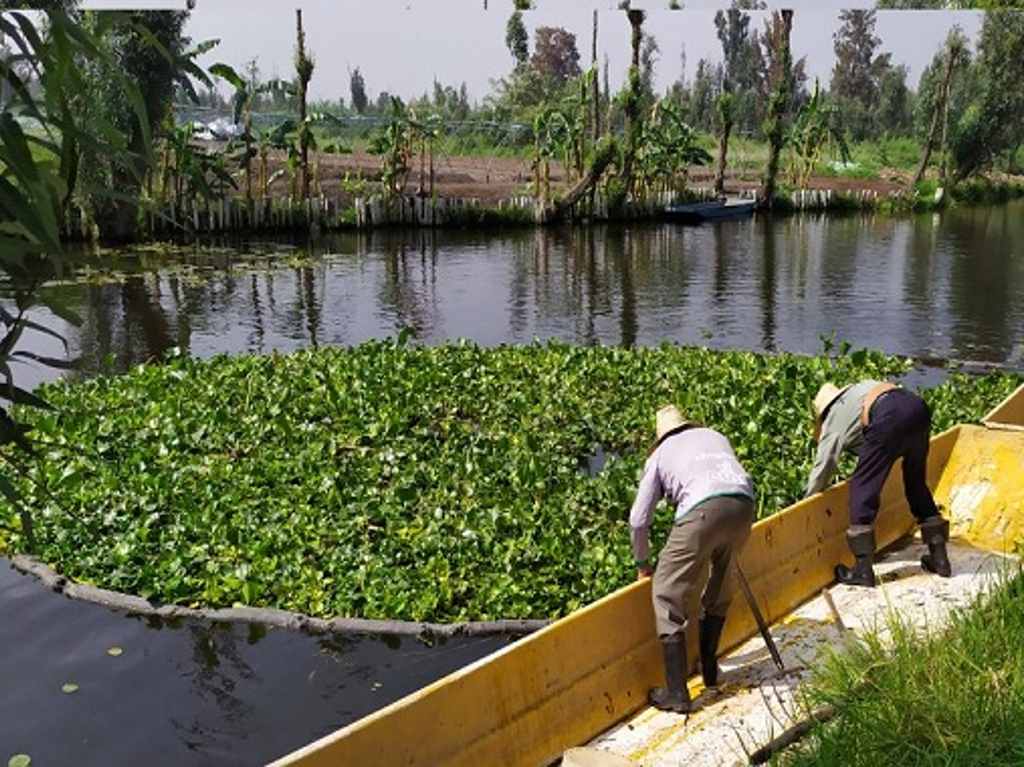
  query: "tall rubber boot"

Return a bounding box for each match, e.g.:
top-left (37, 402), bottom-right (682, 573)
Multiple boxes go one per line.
top-left (835, 525), bottom-right (876, 587)
top-left (648, 638), bottom-right (691, 713)
top-left (699, 615), bottom-right (726, 689)
top-left (919, 516), bottom-right (952, 577)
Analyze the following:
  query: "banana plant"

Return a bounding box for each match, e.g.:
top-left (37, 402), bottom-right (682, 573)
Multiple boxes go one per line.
top-left (368, 98), bottom-right (415, 198)
top-left (634, 99), bottom-right (712, 198)
top-left (162, 121), bottom-right (237, 208)
top-left (786, 79), bottom-right (850, 189)
top-left (408, 109), bottom-right (445, 197)
top-left (209, 62), bottom-right (261, 201)
top-left (532, 106), bottom-right (572, 200)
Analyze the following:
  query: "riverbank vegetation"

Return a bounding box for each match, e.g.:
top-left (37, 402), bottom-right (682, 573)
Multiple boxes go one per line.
top-left (176, 6), bottom-right (1024, 218)
top-left (0, 342), bottom-right (1018, 622)
top-left (776, 569), bottom-right (1024, 766)
top-left (6, 5), bottom-right (1024, 242)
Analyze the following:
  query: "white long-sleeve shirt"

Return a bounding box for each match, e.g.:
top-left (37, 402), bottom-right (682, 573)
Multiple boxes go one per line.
top-left (628, 427), bottom-right (754, 562)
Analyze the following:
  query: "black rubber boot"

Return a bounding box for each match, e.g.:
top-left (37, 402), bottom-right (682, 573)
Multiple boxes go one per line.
top-left (699, 615), bottom-right (726, 689)
top-left (835, 525), bottom-right (876, 587)
top-left (649, 638), bottom-right (691, 713)
top-left (919, 516), bottom-right (952, 578)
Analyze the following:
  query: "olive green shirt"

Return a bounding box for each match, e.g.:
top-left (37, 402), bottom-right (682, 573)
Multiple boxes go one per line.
top-left (805, 380), bottom-right (882, 497)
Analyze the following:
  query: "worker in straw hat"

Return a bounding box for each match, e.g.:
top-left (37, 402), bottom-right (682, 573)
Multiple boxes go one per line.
top-left (629, 405), bottom-right (755, 714)
top-left (807, 380), bottom-right (951, 588)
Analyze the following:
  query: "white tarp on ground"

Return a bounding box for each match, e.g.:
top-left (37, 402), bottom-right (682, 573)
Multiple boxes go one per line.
top-left (589, 540), bottom-right (1013, 767)
top-left (191, 117), bottom-right (242, 141)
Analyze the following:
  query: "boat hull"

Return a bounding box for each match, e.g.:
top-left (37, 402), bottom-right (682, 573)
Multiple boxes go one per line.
top-left (272, 384), bottom-right (1024, 767)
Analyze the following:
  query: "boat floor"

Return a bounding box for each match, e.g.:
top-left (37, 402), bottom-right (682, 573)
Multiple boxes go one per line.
top-left (586, 538), bottom-right (1013, 767)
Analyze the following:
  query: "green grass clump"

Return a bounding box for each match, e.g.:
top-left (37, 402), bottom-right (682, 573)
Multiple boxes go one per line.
top-left (0, 342), bottom-right (1019, 622)
top-left (777, 571), bottom-right (1024, 767)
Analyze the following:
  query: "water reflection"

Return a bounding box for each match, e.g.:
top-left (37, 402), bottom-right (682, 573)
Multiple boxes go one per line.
top-left (7, 202), bottom-right (1024, 390)
top-left (0, 561), bottom-right (507, 765)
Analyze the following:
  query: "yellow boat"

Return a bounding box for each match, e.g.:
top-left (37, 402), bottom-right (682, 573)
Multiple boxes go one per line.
top-left (272, 383), bottom-right (1024, 767)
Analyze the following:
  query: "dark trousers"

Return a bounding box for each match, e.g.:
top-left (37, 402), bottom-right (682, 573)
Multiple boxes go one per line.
top-left (849, 389), bottom-right (939, 526)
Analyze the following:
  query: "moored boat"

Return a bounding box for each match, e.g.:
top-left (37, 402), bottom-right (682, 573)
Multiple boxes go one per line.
top-left (665, 197), bottom-right (757, 223)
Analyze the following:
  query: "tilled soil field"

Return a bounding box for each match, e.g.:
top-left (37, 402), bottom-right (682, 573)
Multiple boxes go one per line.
top-left (200, 141), bottom-right (909, 204)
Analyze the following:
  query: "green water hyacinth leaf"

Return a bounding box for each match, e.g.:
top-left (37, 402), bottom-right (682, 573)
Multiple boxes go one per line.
top-left (61, 683), bottom-right (79, 694)
top-left (8, 755), bottom-right (31, 767)
top-left (106, 647), bottom-right (123, 657)
top-left (0, 341), bottom-right (1019, 623)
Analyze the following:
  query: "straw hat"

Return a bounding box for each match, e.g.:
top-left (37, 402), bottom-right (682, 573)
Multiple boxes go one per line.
top-left (812, 382), bottom-right (850, 440)
top-left (655, 404), bottom-right (697, 444)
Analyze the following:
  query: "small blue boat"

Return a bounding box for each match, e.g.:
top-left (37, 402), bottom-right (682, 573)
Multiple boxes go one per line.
top-left (665, 198), bottom-right (757, 223)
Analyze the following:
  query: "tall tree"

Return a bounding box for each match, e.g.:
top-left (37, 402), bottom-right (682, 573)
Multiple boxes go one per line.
top-left (876, 64), bottom-right (913, 136)
top-left (761, 9), bottom-right (793, 208)
top-left (831, 10), bottom-right (883, 103)
top-left (713, 4), bottom-right (765, 132)
top-left (618, 9), bottom-right (646, 199)
top-left (530, 26), bottom-right (582, 84)
top-left (505, 10), bottom-right (529, 68)
top-left (830, 10), bottom-right (893, 139)
top-left (639, 33), bottom-right (660, 110)
top-left (688, 58), bottom-right (722, 132)
top-left (912, 27), bottom-right (967, 187)
top-left (949, 12), bottom-right (1024, 181)
top-left (349, 67), bottom-right (368, 114)
top-left (590, 9), bottom-right (600, 143)
top-left (294, 9), bottom-right (314, 199)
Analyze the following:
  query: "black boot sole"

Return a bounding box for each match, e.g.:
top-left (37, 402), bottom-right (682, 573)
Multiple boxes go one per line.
top-left (648, 688), bottom-right (691, 713)
top-left (921, 555), bottom-right (952, 578)
top-left (835, 564), bottom-right (876, 588)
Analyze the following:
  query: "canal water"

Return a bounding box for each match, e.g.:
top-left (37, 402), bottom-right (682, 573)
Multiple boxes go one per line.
top-left (0, 562), bottom-right (510, 765)
top-left (7, 201), bottom-right (1024, 392)
top-left (2, 203), bottom-right (1023, 764)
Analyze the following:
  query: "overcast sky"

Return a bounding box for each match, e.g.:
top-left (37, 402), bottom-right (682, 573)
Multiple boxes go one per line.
top-left (77, 1), bottom-right (985, 104)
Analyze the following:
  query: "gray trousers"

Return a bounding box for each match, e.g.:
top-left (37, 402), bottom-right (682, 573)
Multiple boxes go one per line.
top-left (652, 495), bottom-right (755, 641)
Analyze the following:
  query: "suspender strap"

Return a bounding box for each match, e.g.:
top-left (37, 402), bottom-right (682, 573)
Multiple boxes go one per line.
top-left (860, 382), bottom-right (899, 427)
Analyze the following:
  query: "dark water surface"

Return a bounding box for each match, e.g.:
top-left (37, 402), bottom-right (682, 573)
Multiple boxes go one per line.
top-left (6, 201), bottom-right (1024, 391)
top-left (2, 204), bottom-right (1022, 764)
top-left (0, 563), bottom-right (508, 766)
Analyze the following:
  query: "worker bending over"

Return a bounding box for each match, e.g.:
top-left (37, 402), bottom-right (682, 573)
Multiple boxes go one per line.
top-left (807, 381), bottom-right (951, 588)
top-left (629, 405), bottom-right (755, 714)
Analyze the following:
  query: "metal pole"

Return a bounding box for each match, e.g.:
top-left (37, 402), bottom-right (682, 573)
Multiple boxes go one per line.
top-left (734, 561), bottom-right (785, 672)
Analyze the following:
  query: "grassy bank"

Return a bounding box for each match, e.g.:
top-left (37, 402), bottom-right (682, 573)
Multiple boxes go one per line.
top-left (777, 569), bottom-right (1024, 767)
top-left (0, 342), bottom-right (1019, 621)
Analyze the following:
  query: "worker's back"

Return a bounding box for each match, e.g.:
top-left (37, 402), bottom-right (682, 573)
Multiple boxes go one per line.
top-left (650, 427), bottom-right (754, 516)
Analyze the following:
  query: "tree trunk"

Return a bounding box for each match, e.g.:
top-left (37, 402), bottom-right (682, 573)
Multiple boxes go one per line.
top-left (591, 10), bottom-right (600, 143)
top-left (715, 117), bottom-right (733, 196)
top-left (540, 138), bottom-right (618, 223)
top-left (603, 55), bottom-right (611, 138)
top-left (296, 9), bottom-right (310, 200)
top-left (912, 43), bottom-right (958, 189)
top-left (618, 10), bottom-right (646, 200)
top-left (762, 10), bottom-right (793, 210)
top-left (419, 139), bottom-right (426, 195)
top-left (245, 107), bottom-right (253, 202)
top-left (939, 86), bottom-right (952, 188)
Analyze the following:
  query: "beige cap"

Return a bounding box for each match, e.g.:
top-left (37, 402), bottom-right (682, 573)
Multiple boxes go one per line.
top-left (813, 383), bottom-right (849, 419)
top-left (655, 404), bottom-right (695, 442)
top-left (812, 382), bottom-right (851, 441)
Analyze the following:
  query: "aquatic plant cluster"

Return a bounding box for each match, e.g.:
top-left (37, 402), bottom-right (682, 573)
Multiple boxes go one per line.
top-left (0, 342), bottom-right (1019, 622)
